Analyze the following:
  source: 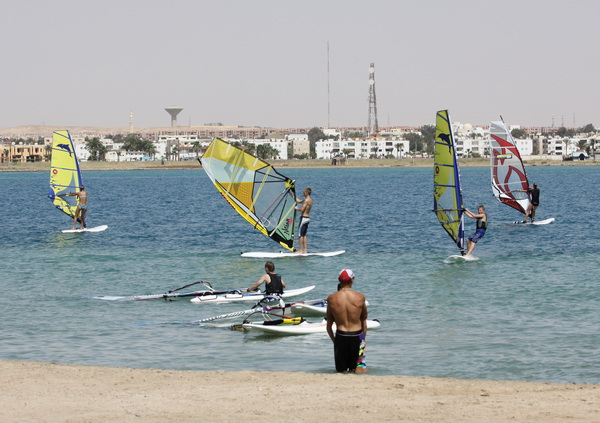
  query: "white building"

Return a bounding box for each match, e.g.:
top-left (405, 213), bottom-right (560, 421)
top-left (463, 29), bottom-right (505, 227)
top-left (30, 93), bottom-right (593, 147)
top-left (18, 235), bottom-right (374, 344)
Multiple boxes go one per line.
top-left (224, 138), bottom-right (290, 160)
top-left (315, 139), bottom-right (409, 159)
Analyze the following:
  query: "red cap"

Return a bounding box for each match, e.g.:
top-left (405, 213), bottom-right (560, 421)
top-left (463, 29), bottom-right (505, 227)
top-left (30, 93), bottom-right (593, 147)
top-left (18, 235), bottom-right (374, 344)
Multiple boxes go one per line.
top-left (338, 268), bottom-right (355, 283)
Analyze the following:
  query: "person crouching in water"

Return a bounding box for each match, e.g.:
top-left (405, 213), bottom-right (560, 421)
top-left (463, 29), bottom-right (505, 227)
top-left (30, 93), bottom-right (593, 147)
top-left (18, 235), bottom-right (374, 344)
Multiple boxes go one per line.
top-left (247, 261), bottom-right (286, 295)
top-left (326, 268), bottom-right (368, 372)
top-left (464, 204), bottom-right (487, 257)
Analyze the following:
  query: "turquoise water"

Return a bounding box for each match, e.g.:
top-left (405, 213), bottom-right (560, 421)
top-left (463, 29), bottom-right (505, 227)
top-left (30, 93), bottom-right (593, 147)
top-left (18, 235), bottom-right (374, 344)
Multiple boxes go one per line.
top-left (1, 165), bottom-right (599, 383)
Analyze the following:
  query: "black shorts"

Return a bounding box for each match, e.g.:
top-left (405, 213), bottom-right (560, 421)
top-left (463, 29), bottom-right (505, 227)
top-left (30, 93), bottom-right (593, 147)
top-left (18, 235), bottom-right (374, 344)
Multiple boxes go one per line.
top-left (333, 330), bottom-right (362, 372)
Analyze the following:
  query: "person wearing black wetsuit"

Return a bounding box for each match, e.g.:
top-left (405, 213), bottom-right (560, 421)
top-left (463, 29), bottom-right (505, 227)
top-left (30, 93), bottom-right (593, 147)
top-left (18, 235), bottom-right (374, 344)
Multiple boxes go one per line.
top-left (525, 183), bottom-right (540, 223)
top-left (247, 261), bottom-right (286, 294)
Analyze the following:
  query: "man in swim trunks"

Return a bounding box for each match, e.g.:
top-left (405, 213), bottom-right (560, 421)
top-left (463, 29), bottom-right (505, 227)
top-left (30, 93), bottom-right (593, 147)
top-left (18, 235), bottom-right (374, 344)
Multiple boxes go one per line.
top-left (247, 261), bottom-right (286, 295)
top-left (295, 188), bottom-right (312, 254)
top-left (65, 185), bottom-right (88, 230)
top-left (326, 268), bottom-right (368, 372)
top-left (464, 204), bottom-right (487, 257)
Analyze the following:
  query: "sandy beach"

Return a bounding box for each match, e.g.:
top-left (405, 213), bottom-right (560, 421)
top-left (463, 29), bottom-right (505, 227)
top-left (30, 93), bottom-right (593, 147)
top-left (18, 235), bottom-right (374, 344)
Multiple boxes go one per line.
top-left (1, 360), bottom-right (598, 422)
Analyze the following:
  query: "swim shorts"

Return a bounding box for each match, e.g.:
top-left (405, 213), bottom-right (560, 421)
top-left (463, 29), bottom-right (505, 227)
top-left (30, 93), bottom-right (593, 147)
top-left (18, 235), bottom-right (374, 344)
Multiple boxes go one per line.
top-left (298, 216), bottom-right (310, 237)
top-left (333, 329), bottom-right (362, 372)
top-left (468, 228), bottom-right (486, 243)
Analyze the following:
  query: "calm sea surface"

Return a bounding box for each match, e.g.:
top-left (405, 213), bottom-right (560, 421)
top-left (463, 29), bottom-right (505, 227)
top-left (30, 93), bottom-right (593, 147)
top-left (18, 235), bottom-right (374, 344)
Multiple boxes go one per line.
top-left (1, 165), bottom-right (599, 383)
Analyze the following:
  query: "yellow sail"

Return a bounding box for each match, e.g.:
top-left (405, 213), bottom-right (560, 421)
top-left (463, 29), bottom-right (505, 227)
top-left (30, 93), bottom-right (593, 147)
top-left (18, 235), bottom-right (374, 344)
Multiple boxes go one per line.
top-left (433, 110), bottom-right (465, 252)
top-left (48, 130), bottom-right (83, 219)
top-left (200, 138), bottom-right (296, 251)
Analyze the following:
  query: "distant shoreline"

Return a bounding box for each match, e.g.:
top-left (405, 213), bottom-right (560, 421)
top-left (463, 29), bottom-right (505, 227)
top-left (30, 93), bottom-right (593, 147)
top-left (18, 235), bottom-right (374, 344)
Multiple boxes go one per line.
top-left (1, 157), bottom-right (598, 172)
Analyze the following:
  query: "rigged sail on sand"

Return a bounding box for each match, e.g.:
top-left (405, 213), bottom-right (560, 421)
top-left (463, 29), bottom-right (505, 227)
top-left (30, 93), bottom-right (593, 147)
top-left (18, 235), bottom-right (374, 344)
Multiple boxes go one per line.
top-left (489, 119), bottom-right (531, 215)
top-left (433, 110), bottom-right (465, 254)
top-left (200, 138), bottom-right (297, 251)
top-left (48, 130), bottom-right (83, 220)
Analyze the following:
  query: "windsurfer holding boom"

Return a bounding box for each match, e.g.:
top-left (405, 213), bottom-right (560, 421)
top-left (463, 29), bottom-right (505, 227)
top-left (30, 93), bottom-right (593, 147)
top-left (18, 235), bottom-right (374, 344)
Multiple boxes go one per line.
top-left (464, 204), bottom-right (487, 257)
top-left (295, 187), bottom-right (312, 254)
top-left (65, 185), bottom-right (88, 230)
top-left (517, 183), bottom-right (540, 223)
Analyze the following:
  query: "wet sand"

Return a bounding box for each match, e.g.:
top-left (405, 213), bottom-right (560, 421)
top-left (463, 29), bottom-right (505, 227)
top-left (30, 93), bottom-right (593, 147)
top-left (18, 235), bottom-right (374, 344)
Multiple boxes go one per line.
top-left (1, 360), bottom-right (598, 422)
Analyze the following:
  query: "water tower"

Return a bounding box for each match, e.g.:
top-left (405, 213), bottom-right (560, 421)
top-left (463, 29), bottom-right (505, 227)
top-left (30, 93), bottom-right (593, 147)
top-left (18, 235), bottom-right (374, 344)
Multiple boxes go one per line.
top-left (165, 106), bottom-right (183, 127)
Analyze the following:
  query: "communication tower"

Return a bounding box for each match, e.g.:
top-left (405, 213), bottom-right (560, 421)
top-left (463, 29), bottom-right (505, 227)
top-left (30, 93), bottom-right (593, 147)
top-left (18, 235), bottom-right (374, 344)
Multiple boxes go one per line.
top-left (165, 106), bottom-right (183, 127)
top-left (367, 63), bottom-right (379, 135)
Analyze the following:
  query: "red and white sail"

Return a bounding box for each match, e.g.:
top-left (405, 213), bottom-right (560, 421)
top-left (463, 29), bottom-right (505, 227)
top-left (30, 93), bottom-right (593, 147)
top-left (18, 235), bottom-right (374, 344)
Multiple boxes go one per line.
top-left (490, 120), bottom-right (530, 215)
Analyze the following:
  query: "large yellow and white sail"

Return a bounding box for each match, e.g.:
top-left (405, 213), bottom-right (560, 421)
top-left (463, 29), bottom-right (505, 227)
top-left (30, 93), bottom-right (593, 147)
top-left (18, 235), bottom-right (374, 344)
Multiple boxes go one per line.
top-left (48, 130), bottom-right (83, 219)
top-left (433, 110), bottom-right (465, 253)
top-left (200, 138), bottom-right (297, 251)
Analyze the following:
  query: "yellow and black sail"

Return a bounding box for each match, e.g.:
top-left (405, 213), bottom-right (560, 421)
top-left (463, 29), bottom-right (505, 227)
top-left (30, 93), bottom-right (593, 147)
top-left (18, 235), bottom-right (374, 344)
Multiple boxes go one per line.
top-left (200, 138), bottom-right (296, 251)
top-left (48, 130), bottom-right (83, 219)
top-left (433, 110), bottom-right (465, 253)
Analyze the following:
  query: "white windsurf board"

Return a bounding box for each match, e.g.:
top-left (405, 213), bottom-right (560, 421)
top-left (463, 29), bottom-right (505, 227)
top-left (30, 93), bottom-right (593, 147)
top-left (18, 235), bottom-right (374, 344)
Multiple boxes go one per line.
top-left (512, 217), bottom-right (555, 225)
top-left (61, 225), bottom-right (108, 233)
top-left (240, 250), bottom-right (345, 258)
top-left (444, 254), bottom-right (479, 263)
top-left (190, 285), bottom-right (315, 304)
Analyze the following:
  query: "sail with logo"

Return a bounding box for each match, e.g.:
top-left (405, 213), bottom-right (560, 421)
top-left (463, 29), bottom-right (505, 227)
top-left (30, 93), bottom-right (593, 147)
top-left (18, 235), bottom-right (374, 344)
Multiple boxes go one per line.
top-left (489, 118), bottom-right (530, 215)
top-left (200, 138), bottom-right (297, 251)
top-left (48, 130), bottom-right (84, 219)
top-left (433, 110), bottom-right (465, 255)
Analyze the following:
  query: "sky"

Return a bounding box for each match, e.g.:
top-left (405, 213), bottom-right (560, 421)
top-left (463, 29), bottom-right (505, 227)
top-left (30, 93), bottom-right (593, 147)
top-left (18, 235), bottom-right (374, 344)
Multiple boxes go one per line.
top-left (3, 0), bottom-right (599, 129)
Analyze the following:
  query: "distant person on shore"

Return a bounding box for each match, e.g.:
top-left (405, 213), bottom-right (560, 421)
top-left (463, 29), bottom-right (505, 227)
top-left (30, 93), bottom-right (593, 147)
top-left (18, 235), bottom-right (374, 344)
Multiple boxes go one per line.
top-left (65, 185), bottom-right (88, 230)
top-left (518, 183), bottom-right (540, 223)
top-left (464, 205), bottom-right (487, 257)
top-left (295, 188), bottom-right (312, 254)
top-left (326, 268), bottom-right (368, 373)
top-left (247, 261), bottom-right (286, 296)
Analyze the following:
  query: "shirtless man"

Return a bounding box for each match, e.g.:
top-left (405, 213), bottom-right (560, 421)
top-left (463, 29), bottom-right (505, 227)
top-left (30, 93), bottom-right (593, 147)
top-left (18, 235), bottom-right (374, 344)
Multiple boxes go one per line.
top-left (65, 185), bottom-right (88, 230)
top-left (326, 268), bottom-right (368, 372)
top-left (295, 188), bottom-right (312, 254)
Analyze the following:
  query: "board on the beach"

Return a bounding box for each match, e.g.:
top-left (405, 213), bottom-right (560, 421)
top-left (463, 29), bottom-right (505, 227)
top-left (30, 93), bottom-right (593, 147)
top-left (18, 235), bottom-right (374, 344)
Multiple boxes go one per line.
top-left (444, 254), bottom-right (479, 263)
top-left (61, 225), bottom-right (108, 233)
top-left (240, 250), bottom-right (345, 258)
top-left (512, 217), bottom-right (555, 225)
top-left (190, 285), bottom-right (315, 304)
top-left (241, 318), bottom-right (381, 335)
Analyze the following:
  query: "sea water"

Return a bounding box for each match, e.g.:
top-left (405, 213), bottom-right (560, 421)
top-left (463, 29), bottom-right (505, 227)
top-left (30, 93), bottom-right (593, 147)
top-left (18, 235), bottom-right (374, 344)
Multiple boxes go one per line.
top-left (1, 165), bottom-right (599, 383)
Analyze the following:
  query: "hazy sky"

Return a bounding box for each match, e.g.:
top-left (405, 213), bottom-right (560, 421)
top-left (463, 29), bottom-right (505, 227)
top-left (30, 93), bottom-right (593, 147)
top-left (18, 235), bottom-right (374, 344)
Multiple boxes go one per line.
top-left (3, 0), bottom-right (599, 129)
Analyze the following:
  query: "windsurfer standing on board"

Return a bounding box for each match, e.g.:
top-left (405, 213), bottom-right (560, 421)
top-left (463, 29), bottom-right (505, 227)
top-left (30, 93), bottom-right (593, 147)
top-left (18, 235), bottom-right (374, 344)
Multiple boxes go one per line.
top-left (464, 204), bottom-right (487, 257)
top-left (518, 183), bottom-right (540, 223)
top-left (295, 187), bottom-right (312, 254)
top-left (326, 268), bottom-right (368, 373)
top-left (65, 185), bottom-right (88, 230)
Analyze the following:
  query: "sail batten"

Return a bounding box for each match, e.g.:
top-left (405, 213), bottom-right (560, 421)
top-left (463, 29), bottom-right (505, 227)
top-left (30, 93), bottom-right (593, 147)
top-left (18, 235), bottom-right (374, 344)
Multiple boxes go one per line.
top-left (433, 110), bottom-right (465, 253)
top-left (200, 138), bottom-right (297, 251)
top-left (49, 130), bottom-right (83, 219)
top-left (490, 120), bottom-right (530, 215)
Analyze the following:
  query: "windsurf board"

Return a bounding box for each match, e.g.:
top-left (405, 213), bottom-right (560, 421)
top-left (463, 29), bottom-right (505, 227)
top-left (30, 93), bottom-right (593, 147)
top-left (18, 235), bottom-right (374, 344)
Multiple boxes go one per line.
top-left (61, 225), bottom-right (108, 233)
top-left (240, 250), bottom-right (345, 258)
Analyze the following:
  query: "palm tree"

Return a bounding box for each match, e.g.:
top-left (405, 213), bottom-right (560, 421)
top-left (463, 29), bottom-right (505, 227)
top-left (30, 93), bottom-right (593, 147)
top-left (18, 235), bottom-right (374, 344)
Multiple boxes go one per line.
top-left (192, 141), bottom-right (201, 158)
